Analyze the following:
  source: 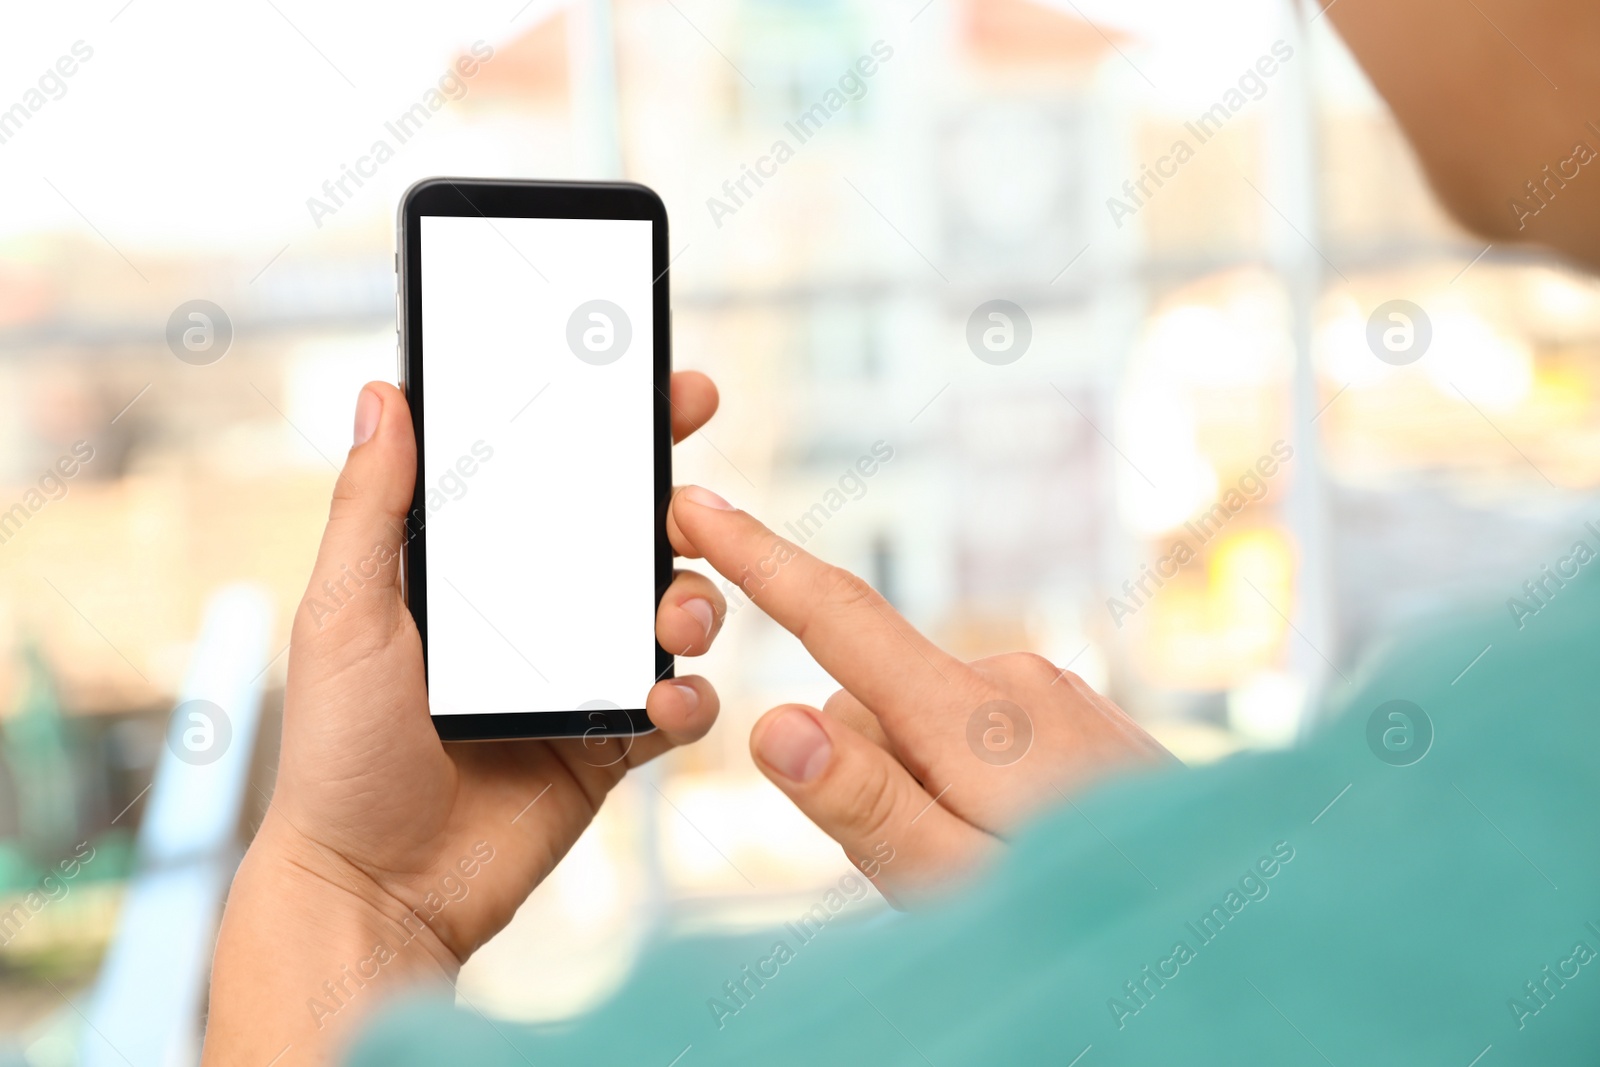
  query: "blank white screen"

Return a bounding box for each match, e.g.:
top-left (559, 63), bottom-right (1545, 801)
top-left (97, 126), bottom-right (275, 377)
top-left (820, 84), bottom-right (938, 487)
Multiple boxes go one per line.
top-left (419, 214), bottom-right (657, 715)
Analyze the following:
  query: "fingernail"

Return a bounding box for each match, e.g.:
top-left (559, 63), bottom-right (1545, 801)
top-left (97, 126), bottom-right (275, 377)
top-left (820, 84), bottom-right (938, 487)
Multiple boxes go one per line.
top-left (353, 386), bottom-right (382, 446)
top-left (682, 598), bottom-right (715, 637)
top-left (759, 708), bottom-right (831, 783)
top-left (681, 485), bottom-right (734, 511)
top-left (670, 681), bottom-right (700, 712)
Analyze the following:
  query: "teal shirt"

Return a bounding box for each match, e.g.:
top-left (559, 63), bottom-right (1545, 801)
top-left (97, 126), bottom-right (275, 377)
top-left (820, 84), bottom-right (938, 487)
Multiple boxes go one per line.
top-left (351, 570), bottom-right (1600, 1065)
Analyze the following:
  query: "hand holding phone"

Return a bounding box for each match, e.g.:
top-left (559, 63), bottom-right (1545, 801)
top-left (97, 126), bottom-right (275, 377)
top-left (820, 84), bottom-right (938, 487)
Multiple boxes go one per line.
top-left (206, 369), bottom-right (726, 1061)
top-left (207, 180), bottom-right (733, 1062)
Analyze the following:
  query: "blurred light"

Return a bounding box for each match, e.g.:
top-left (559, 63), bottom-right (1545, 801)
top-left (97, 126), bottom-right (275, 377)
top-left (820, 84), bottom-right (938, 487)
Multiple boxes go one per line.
top-left (1038, 0), bottom-right (1286, 115)
top-left (1145, 303), bottom-right (1287, 387)
top-left (1316, 295), bottom-right (1391, 388)
top-left (551, 826), bottom-right (622, 925)
top-left (1528, 268), bottom-right (1600, 330)
top-left (1140, 527), bottom-right (1293, 690)
top-left (1038, 0), bottom-right (1277, 40)
top-left (1527, 364), bottom-right (1590, 424)
top-left (1227, 669), bottom-right (1306, 747)
top-left (1144, 718), bottom-right (1248, 765)
top-left (1425, 310), bottom-right (1533, 412)
top-left (661, 777), bottom-right (839, 893)
top-left (1211, 527), bottom-right (1292, 636)
top-left (1118, 390), bottom-right (1218, 535)
top-left (1119, 285), bottom-right (1289, 536)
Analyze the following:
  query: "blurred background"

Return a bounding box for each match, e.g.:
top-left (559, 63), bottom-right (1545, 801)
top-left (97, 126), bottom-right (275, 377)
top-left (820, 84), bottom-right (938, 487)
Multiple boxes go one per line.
top-left (3, 0), bottom-right (1598, 1060)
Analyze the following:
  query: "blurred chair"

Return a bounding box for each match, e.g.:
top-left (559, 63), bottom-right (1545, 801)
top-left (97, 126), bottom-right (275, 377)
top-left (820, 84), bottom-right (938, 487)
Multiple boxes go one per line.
top-left (67, 585), bottom-right (274, 1067)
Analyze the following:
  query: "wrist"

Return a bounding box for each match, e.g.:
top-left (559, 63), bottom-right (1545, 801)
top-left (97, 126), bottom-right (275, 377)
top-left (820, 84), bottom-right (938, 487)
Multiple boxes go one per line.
top-left (251, 811), bottom-right (465, 974)
top-left (204, 814), bottom-right (458, 1066)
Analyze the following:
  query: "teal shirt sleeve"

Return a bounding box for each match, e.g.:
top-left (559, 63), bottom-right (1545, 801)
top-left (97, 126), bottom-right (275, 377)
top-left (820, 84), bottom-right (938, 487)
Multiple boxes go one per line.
top-left (349, 572), bottom-right (1600, 1066)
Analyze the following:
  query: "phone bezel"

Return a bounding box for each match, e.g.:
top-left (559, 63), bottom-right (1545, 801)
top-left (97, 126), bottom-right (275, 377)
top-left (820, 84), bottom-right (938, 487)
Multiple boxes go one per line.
top-left (397, 177), bottom-right (672, 741)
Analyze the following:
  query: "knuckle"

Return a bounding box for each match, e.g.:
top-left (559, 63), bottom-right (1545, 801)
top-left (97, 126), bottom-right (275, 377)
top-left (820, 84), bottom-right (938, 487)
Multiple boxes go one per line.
top-left (792, 564), bottom-right (877, 643)
top-left (1019, 652), bottom-right (1065, 683)
top-left (292, 598), bottom-right (373, 672)
top-left (983, 651), bottom-right (1063, 686)
top-left (328, 470), bottom-right (364, 512)
top-left (294, 576), bottom-right (394, 652)
top-left (830, 756), bottom-right (901, 842)
top-left (821, 688), bottom-right (855, 718)
top-left (815, 565), bottom-right (880, 616)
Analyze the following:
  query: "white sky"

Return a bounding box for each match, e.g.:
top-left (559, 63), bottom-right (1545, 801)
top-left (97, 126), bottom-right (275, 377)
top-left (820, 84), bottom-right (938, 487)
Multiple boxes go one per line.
top-left (0, 0), bottom-right (1369, 255)
top-left (0, 0), bottom-right (566, 250)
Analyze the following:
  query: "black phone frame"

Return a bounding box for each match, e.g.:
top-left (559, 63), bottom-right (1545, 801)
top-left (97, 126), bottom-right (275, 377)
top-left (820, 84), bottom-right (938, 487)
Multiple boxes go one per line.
top-left (397, 177), bottom-right (672, 741)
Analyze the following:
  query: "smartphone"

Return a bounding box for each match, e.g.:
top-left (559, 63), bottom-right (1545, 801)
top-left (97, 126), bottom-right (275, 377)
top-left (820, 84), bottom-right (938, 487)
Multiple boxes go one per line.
top-left (397, 178), bottom-right (672, 741)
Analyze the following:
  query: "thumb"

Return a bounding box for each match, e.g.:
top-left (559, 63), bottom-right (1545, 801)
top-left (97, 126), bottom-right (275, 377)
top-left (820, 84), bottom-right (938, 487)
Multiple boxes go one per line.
top-left (751, 704), bottom-right (996, 905)
top-left (297, 382), bottom-right (416, 632)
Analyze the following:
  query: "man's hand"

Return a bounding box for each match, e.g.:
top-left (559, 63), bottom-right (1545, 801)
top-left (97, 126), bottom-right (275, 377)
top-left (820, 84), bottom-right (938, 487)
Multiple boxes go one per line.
top-left (205, 373), bottom-right (726, 1065)
top-left (669, 485), bottom-right (1176, 905)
